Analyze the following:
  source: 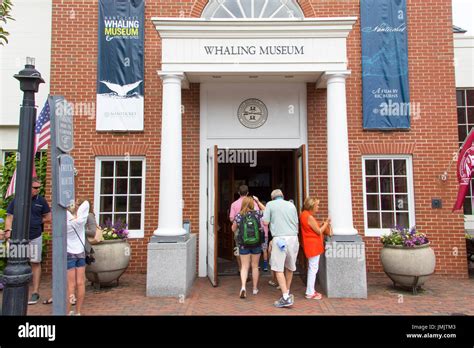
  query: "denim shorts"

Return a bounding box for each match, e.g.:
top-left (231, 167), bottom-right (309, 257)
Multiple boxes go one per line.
top-left (67, 257), bottom-right (86, 270)
top-left (239, 246), bottom-right (263, 255)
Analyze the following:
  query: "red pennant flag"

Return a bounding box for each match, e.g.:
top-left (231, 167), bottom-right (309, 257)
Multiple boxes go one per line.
top-left (453, 129), bottom-right (474, 211)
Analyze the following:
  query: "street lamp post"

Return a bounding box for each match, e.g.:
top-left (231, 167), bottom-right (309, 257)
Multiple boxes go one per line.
top-left (2, 57), bottom-right (44, 315)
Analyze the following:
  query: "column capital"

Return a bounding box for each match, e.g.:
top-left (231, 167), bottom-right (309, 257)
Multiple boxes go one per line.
top-left (324, 70), bottom-right (351, 79)
top-left (317, 70), bottom-right (351, 88)
top-left (158, 71), bottom-right (190, 88)
top-left (158, 71), bottom-right (185, 80)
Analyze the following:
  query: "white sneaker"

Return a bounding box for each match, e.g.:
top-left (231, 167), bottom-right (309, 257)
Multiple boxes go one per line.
top-left (252, 289), bottom-right (259, 295)
top-left (68, 310), bottom-right (75, 316)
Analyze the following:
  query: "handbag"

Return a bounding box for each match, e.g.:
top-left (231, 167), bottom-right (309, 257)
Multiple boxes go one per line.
top-left (72, 225), bottom-right (96, 265)
top-left (87, 226), bottom-right (104, 245)
top-left (85, 250), bottom-right (95, 265)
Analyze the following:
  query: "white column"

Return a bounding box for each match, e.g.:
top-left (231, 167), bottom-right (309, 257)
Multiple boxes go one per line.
top-left (325, 72), bottom-right (357, 236)
top-left (154, 72), bottom-right (186, 236)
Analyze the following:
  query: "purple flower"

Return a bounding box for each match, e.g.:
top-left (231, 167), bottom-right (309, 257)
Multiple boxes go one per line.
top-left (100, 218), bottom-right (129, 240)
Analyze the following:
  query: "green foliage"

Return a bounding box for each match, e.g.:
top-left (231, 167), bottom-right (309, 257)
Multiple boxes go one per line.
top-left (0, 0), bottom-right (15, 45)
top-left (0, 152), bottom-right (48, 210)
top-left (0, 208), bottom-right (6, 274)
top-left (0, 153), bottom-right (16, 210)
top-left (41, 232), bottom-right (52, 262)
top-left (0, 246), bottom-right (5, 274)
top-left (0, 151), bottom-right (49, 275)
top-left (35, 152), bottom-right (48, 197)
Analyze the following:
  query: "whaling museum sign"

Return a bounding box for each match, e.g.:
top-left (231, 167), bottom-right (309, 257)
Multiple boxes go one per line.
top-left (204, 45), bottom-right (305, 56)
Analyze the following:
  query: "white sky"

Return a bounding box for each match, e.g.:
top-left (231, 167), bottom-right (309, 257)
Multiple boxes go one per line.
top-left (452, 0), bottom-right (474, 35)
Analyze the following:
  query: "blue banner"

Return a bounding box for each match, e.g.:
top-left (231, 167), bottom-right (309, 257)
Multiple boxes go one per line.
top-left (96, 0), bottom-right (145, 131)
top-left (361, 0), bottom-right (410, 130)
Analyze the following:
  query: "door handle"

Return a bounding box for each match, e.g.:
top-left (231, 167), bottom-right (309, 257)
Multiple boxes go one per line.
top-left (210, 216), bottom-right (214, 226)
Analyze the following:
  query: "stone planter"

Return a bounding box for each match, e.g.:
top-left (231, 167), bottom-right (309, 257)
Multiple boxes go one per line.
top-left (380, 243), bottom-right (436, 294)
top-left (86, 239), bottom-right (131, 289)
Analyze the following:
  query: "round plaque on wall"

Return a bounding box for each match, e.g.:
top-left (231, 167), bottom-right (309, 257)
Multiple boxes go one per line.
top-left (237, 98), bottom-right (268, 129)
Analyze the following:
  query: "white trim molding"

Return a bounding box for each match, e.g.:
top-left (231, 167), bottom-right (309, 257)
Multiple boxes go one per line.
top-left (362, 155), bottom-right (416, 238)
top-left (152, 17), bottom-right (357, 76)
top-left (94, 156), bottom-right (146, 239)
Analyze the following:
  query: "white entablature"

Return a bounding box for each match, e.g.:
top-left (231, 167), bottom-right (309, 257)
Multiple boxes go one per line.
top-left (152, 17), bottom-right (358, 78)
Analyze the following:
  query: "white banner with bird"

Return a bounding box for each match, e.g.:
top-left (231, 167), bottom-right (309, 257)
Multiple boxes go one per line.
top-left (96, 80), bottom-right (144, 131)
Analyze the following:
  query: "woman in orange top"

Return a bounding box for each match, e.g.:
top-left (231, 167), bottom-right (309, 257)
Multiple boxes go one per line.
top-left (300, 197), bottom-right (332, 300)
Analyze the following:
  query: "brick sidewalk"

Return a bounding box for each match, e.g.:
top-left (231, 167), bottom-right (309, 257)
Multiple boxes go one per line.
top-left (3, 273), bottom-right (473, 316)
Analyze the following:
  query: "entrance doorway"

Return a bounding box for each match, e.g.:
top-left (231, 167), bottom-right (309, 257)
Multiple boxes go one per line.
top-left (207, 146), bottom-right (307, 286)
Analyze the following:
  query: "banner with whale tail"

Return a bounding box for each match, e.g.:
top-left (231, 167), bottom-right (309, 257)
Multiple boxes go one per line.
top-left (97, 0), bottom-right (144, 131)
top-left (361, 0), bottom-right (410, 130)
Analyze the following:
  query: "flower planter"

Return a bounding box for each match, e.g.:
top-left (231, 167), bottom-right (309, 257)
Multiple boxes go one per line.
top-left (86, 239), bottom-right (131, 289)
top-left (380, 243), bottom-right (436, 294)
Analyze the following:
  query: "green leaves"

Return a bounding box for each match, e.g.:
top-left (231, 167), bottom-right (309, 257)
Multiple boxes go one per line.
top-left (0, 153), bottom-right (17, 210)
top-left (0, 152), bottom-right (48, 210)
top-left (0, 0), bottom-right (15, 46)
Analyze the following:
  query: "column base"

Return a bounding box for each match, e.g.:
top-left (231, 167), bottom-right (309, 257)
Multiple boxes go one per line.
top-left (146, 234), bottom-right (197, 298)
top-left (332, 227), bottom-right (358, 236)
top-left (153, 227), bottom-right (187, 237)
top-left (150, 234), bottom-right (190, 243)
top-left (318, 235), bottom-right (368, 298)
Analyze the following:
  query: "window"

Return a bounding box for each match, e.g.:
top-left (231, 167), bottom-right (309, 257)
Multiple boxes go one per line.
top-left (456, 89), bottom-right (474, 215)
top-left (95, 157), bottom-right (146, 238)
top-left (202, 0), bottom-right (304, 19)
top-left (362, 156), bottom-right (415, 237)
top-left (1, 150), bottom-right (16, 166)
top-left (1, 150), bottom-right (46, 166)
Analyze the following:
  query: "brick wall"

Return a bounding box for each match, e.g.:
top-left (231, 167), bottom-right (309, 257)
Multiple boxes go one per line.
top-left (47, 0), bottom-right (202, 274)
top-left (46, 0), bottom-right (467, 278)
top-left (306, 0), bottom-right (467, 277)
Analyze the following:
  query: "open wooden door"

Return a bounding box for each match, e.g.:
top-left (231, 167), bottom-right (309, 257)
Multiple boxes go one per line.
top-left (295, 144), bottom-right (308, 281)
top-left (207, 146), bottom-right (219, 286)
top-left (296, 145), bottom-right (308, 211)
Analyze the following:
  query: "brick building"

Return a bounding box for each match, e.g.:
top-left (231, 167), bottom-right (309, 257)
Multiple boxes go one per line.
top-left (43, 0), bottom-right (469, 292)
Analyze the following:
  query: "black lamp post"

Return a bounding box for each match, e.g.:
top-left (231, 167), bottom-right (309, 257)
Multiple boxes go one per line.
top-left (2, 57), bottom-right (44, 316)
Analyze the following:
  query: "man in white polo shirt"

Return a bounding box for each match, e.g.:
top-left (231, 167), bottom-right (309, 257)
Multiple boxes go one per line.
top-left (262, 189), bottom-right (299, 308)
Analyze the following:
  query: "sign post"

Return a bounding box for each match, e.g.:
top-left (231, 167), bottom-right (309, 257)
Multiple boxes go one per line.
top-left (50, 96), bottom-right (74, 315)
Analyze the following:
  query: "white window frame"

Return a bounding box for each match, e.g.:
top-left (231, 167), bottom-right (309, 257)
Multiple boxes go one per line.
top-left (456, 88), bottom-right (474, 229)
top-left (94, 156), bottom-right (146, 239)
top-left (202, 0), bottom-right (304, 19)
top-left (362, 155), bottom-right (416, 237)
top-left (1, 150), bottom-right (16, 166)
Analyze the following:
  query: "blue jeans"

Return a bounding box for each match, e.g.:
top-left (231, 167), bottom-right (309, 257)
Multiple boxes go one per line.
top-left (67, 257), bottom-right (86, 270)
top-left (239, 246), bottom-right (263, 255)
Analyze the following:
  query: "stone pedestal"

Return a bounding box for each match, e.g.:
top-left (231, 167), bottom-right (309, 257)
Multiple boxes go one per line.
top-left (146, 233), bottom-right (196, 297)
top-left (318, 235), bottom-right (368, 298)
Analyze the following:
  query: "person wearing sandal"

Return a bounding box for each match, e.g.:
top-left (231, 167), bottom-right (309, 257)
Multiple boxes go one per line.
top-left (66, 199), bottom-right (90, 315)
top-left (42, 294), bottom-right (76, 305)
top-left (300, 197), bottom-right (332, 300)
top-left (232, 196), bottom-right (266, 299)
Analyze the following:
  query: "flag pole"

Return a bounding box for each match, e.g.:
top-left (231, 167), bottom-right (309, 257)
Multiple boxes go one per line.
top-left (2, 58), bottom-right (44, 316)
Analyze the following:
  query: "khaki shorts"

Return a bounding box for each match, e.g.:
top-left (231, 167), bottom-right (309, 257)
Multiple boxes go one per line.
top-left (270, 236), bottom-right (299, 272)
top-left (29, 235), bottom-right (43, 263)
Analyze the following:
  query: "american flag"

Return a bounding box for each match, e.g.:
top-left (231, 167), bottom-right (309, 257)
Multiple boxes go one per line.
top-left (5, 100), bottom-right (51, 198)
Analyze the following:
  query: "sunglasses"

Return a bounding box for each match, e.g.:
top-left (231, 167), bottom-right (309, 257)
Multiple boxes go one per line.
top-left (32, 186), bottom-right (41, 189)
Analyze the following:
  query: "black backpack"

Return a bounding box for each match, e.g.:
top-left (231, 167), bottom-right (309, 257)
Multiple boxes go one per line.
top-left (238, 212), bottom-right (262, 248)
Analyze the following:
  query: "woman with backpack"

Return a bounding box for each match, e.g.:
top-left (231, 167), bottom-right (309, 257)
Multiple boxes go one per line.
top-left (231, 196), bottom-right (266, 298)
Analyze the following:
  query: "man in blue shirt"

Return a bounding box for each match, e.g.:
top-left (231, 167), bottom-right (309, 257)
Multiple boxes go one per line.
top-left (4, 177), bottom-right (51, 305)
